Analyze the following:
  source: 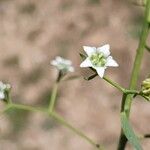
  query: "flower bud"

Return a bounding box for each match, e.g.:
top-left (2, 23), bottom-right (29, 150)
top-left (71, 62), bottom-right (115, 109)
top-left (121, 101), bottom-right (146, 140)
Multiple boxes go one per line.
top-left (0, 81), bottom-right (11, 101)
top-left (141, 78), bottom-right (150, 101)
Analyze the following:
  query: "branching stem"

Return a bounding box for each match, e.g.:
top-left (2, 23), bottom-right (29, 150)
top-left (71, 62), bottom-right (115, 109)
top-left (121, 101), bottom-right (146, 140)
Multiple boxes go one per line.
top-left (117, 1), bottom-right (150, 149)
top-left (48, 83), bottom-right (58, 113)
top-left (0, 102), bottom-right (103, 150)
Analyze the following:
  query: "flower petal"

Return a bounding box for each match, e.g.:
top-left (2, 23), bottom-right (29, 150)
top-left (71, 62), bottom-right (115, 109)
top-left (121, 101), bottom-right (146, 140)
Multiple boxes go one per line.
top-left (106, 56), bottom-right (119, 67)
top-left (56, 56), bottom-right (63, 63)
top-left (51, 60), bottom-right (58, 66)
top-left (97, 44), bottom-right (110, 57)
top-left (68, 66), bottom-right (74, 72)
top-left (0, 92), bottom-right (5, 99)
top-left (83, 46), bottom-right (96, 56)
top-left (96, 67), bottom-right (106, 78)
top-left (64, 60), bottom-right (72, 65)
top-left (80, 58), bottom-right (92, 68)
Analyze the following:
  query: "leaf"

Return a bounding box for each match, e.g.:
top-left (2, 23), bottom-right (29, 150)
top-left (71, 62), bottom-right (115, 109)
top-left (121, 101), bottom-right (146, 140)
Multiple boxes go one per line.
top-left (121, 112), bottom-right (143, 150)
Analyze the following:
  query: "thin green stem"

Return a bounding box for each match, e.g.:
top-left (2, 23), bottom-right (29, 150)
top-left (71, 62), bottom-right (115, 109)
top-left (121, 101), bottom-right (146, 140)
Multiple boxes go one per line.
top-left (0, 104), bottom-right (11, 116)
top-left (117, 1), bottom-right (150, 149)
top-left (7, 92), bottom-right (12, 104)
top-left (123, 90), bottom-right (150, 101)
top-left (125, 1), bottom-right (150, 116)
top-left (103, 76), bottom-right (125, 92)
top-left (103, 76), bottom-right (142, 95)
top-left (0, 101), bottom-right (104, 149)
top-left (51, 111), bottom-right (103, 150)
top-left (124, 89), bottom-right (139, 94)
top-left (48, 83), bottom-right (58, 113)
top-left (11, 103), bottom-right (48, 114)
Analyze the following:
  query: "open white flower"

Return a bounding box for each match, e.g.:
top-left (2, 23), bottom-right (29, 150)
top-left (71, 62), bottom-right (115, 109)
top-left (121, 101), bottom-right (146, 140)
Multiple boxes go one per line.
top-left (80, 44), bottom-right (119, 78)
top-left (51, 56), bottom-right (74, 73)
top-left (0, 81), bottom-right (11, 100)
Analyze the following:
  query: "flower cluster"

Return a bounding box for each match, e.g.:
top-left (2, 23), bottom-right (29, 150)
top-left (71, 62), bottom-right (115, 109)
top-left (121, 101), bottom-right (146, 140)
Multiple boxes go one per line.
top-left (141, 78), bottom-right (150, 101)
top-left (80, 44), bottom-right (118, 78)
top-left (51, 56), bottom-right (74, 73)
top-left (0, 81), bottom-right (11, 100)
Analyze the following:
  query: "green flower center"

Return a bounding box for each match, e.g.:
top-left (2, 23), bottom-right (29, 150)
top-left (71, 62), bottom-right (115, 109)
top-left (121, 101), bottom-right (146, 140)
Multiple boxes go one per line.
top-left (90, 52), bottom-right (106, 67)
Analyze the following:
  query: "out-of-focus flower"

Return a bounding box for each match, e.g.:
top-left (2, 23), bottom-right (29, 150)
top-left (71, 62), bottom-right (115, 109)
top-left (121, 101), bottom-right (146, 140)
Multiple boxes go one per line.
top-left (51, 56), bottom-right (74, 73)
top-left (80, 44), bottom-right (119, 78)
top-left (0, 81), bottom-right (11, 100)
top-left (141, 78), bottom-right (150, 101)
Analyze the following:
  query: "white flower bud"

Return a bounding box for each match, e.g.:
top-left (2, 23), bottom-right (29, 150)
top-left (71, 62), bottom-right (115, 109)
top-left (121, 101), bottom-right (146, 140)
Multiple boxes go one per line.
top-left (0, 81), bottom-right (11, 100)
top-left (51, 56), bottom-right (74, 73)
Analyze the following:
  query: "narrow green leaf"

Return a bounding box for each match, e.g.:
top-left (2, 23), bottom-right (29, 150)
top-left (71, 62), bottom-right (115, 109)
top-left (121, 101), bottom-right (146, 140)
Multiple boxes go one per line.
top-left (121, 112), bottom-right (143, 150)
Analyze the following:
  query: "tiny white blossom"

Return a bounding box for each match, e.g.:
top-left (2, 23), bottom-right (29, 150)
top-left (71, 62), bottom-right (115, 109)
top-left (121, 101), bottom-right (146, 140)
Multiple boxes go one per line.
top-left (80, 44), bottom-right (119, 78)
top-left (51, 56), bottom-right (74, 72)
top-left (0, 81), bottom-right (11, 100)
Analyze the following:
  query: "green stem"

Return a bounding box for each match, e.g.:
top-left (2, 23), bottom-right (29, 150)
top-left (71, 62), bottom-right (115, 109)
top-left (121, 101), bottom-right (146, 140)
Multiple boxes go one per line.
top-left (48, 83), bottom-right (58, 113)
top-left (103, 77), bottom-right (141, 95)
top-left (11, 103), bottom-right (48, 114)
top-left (125, 1), bottom-right (150, 116)
top-left (117, 1), bottom-right (150, 149)
top-left (0, 104), bottom-right (11, 116)
top-left (124, 89), bottom-right (139, 94)
top-left (103, 76), bottom-right (125, 92)
top-left (1, 102), bottom-right (104, 149)
top-left (51, 111), bottom-right (103, 150)
top-left (7, 91), bottom-right (12, 104)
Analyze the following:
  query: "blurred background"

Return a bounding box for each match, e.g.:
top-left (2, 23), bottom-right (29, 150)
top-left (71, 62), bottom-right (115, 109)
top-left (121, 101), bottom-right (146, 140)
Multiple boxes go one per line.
top-left (0, 0), bottom-right (150, 149)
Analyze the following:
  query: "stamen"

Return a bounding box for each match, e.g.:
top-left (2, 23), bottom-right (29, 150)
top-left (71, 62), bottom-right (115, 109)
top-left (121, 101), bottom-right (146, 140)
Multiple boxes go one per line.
top-left (90, 52), bottom-right (106, 67)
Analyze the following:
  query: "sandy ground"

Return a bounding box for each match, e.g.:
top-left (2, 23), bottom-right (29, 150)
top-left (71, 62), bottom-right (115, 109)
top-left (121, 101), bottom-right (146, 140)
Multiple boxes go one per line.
top-left (0, 0), bottom-right (150, 149)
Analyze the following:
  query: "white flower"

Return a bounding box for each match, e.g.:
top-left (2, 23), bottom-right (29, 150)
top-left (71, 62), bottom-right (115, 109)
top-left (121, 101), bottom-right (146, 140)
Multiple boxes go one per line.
top-left (51, 56), bottom-right (74, 73)
top-left (0, 81), bottom-right (11, 100)
top-left (80, 44), bottom-right (119, 78)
